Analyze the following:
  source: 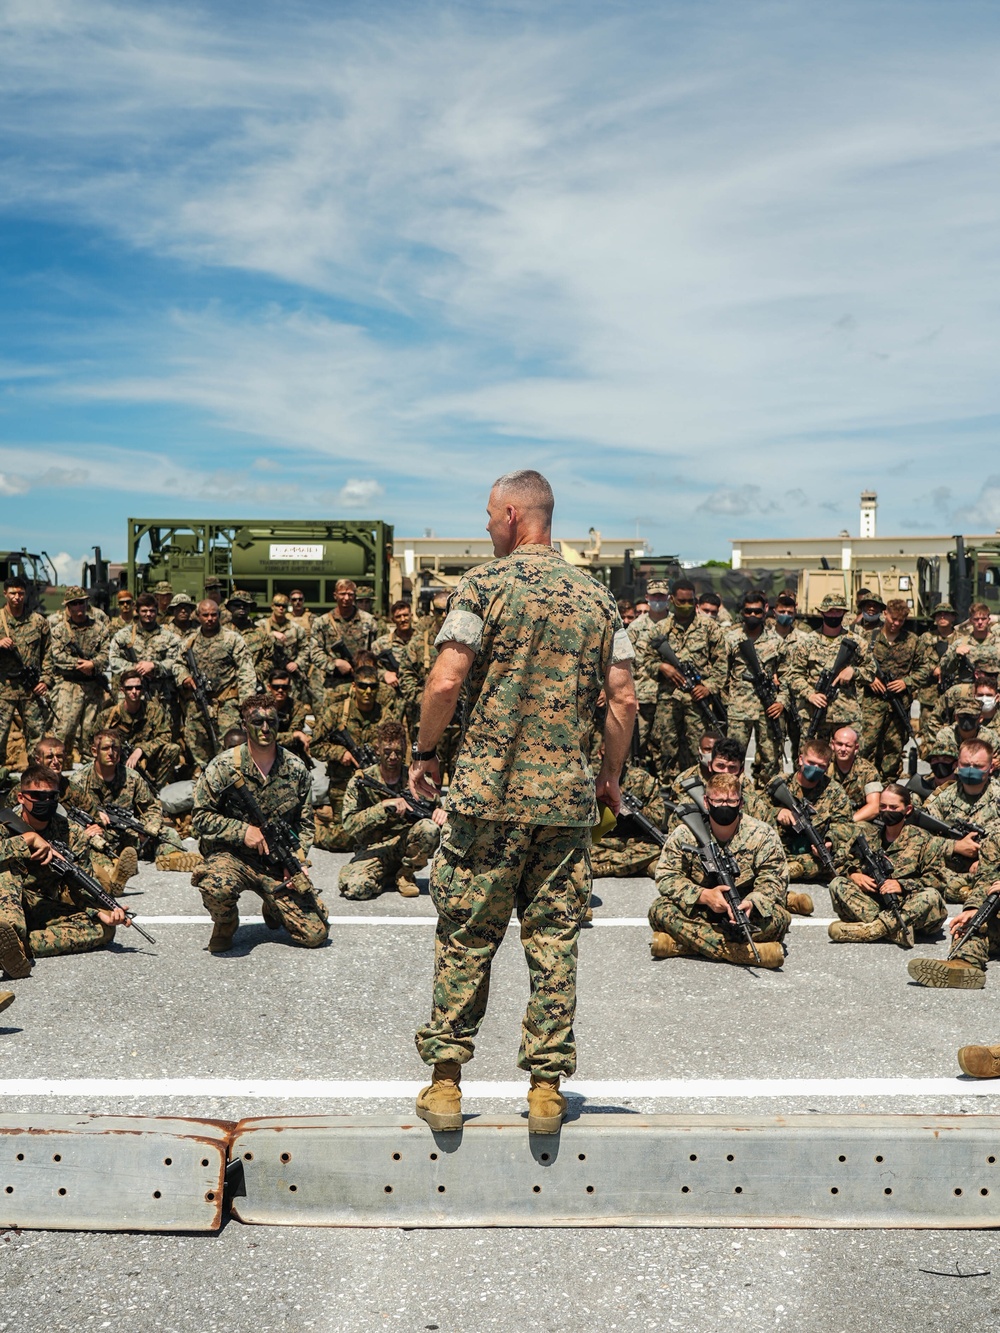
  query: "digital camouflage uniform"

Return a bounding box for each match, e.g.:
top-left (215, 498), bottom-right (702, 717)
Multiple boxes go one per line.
top-left (591, 765), bottom-right (665, 878)
top-left (945, 830), bottom-right (1000, 972)
top-left (667, 767), bottom-right (772, 826)
top-left (414, 543), bottom-right (633, 1080)
top-left (180, 629), bottom-right (257, 769)
top-left (626, 612), bottom-right (659, 757)
top-left (191, 743), bottom-right (327, 947)
top-left (89, 696), bottom-right (180, 789)
top-left (924, 779), bottom-right (1000, 904)
top-left (766, 771), bottom-right (854, 882)
top-left (275, 696), bottom-right (312, 761)
top-left (938, 633), bottom-right (1000, 691)
top-left (69, 759), bottom-right (179, 877)
top-left (635, 611), bottom-right (726, 780)
top-left (310, 687), bottom-right (403, 850)
top-left (337, 763), bottom-right (441, 900)
top-left (722, 624), bottom-right (790, 785)
top-left (855, 627), bottom-right (930, 781)
top-left (650, 814), bottom-right (790, 961)
top-left (929, 718), bottom-right (1000, 766)
top-left (45, 611), bottom-right (110, 756)
top-left (398, 619), bottom-right (464, 781)
top-left (0, 604), bottom-right (51, 762)
top-left (828, 755), bottom-right (883, 812)
top-left (829, 821), bottom-right (948, 936)
top-left (917, 627), bottom-right (959, 737)
top-left (309, 607), bottom-right (377, 698)
top-left (233, 620), bottom-right (276, 690)
top-left (0, 813), bottom-right (117, 958)
top-left (786, 629), bottom-right (862, 743)
top-left (256, 614), bottom-right (311, 701)
top-left (107, 622), bottom-right (183, 712)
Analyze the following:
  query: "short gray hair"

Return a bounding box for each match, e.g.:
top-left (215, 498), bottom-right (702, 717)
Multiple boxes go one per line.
top-left (491, 469), bottom-right (554, 521)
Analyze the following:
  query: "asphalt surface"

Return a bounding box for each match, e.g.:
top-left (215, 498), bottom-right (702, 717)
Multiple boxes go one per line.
top-left (3, 848), bottom-right (1000, 1332)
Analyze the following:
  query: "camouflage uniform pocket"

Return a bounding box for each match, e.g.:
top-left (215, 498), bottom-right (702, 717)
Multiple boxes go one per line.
top-left (429, 813), bottom-right (478, 914)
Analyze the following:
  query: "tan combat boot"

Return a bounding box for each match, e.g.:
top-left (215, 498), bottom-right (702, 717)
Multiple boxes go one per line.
top-left (527, 1075), bottom-right (567, 1135)
top-left (786, 892), bottom-right (814, 916)
top-left (958, 1044), bottom-right (1000, 1078)
top-left (155, 851), bottom-right (205, 872)
top-left (717, 940), bottom-right (784, 969)
top-left (828, 919), bottom-right (889, 943)
top-left (0, 991), bottom-right (14, 1018)
top-left (907, 957), bottom-right (986, 990)
top-left (0, 924), bottom-right (31, 980)
top-left (415, 1060), bottom-right (463, 1131)
top-left (111, 846), bottom-right (139, 894)
top-left (396, 870), bottom-right (420, 898)
top-left (650, 932), bottom-right (693, 959)
top-left (207, 920), bottom-right (237, 953)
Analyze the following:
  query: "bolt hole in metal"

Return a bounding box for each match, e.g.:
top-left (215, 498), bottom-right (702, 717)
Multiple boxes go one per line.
top-left (280, 1153), bottom-right (291, 1164)
top-left (384, 1186), bottom-right (393, 1194)
top-left (540, 1153), bottom-right (550, 1162)
top-left (52, 1154), bottom-right (61, 1162)
top-left (58, 1188), bottom-right (66, 1196)
top-left (153, 1191), bottom-right (161, 1199)
top-left (532, 1186), bottom-right (541, 1194)
top-left (989, 1156), bottom-right (997, 1164)
top-left (243, 1152), bottom-right (253, 1162)
top-left (982, 1189), bottom-right (990, 1197)
top-left (586, 1186), bottom-right (595, 1194)
top-left (163, 1158), bottom-right (172, 1167)
top-left (437, 1185), bottom-right (446, 1194)
top-left (429, 1153), bottom-right (438, 1161)
top-left (288, 1185), bottom-right (297, 1193)
top-left (884, 1188), bottom-right (892, 1196)
top-left (726, 1154), bottom-right (734, 1162)
top-left (15, 1154), bottom-right (23, 1162)
top-left (830, 1187), bottom-right (839, 1195)
top-left (875, 1155), bottom-right (884, 1163)
top-left (206, 1191), bottom-right (215, 1202)
top-left (681, 1186), bottom-right (690, 1194)
top-left (689, 1154), bottom-right (697, 1162)
top-left (838, 1155), bottom-right (847, 1163)
top-left (734, 1187), bottom-right (743, 1195)
top-left (201, 1159), bottom-right (209, 1167)
top-left (4, 1187), bottom-right (11, 1195)
top-left (578, 1153), bottom-right (586, 1162)
top-left (392, 1153), bottom-right (401, 1161)
top-left (954, 1188), bottom-right (963, 1196)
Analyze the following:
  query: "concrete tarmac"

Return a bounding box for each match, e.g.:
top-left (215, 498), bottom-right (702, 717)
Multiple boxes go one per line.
top-left (2, 849), bottom-right (999, 1332)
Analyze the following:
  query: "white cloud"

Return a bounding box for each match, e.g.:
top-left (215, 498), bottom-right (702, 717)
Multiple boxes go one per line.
top-left (0, 472), bottom-right (29, 496)
top-left (48, 550), bottom-right (88, 583)
top-left (336, 478), bottom-right (384, 509)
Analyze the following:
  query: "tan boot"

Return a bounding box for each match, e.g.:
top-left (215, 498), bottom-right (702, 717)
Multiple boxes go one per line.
top-left (207, 921), bottom-right (237, 953)
top-left (786, 891), bottom-right (814, 916)
top-left (908, 957), bottom-right (986, 990)
top-left (396, 870), bottom-right (420, 898)
top-left (527, 1075), bottom-right (567, 1135)
top-left (415, 1060), bottom-right (463, 1131)
top-left (828, 919), bottom-right (889, 943)
top-left (958, 1044), bottom-right (1000, 1078)
top-left (0, 924), bottom-right (31, 980)
top-left (650, 932), bottom-right (693, 959)
top-left (717, 940), bottom-right (784, 969)
top-left (155, 851), bottom-right (205, 872)
top-left (0, 991), bottom-right (14, 1018)
top-left (111, 846), bottom-right (139, 894)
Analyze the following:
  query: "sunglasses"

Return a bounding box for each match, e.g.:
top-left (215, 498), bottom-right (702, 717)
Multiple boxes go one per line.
top-left (355, 682), bottom-right (378, 691)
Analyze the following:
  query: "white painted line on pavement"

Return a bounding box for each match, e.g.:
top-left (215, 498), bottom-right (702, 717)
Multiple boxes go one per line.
top-left (134, 915), bottom-right (853, 927)
top-left (0, 1077), bottom-right (995, 1099)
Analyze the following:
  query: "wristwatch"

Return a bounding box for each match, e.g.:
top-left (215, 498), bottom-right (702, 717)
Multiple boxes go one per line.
top-left (411, 744), bottom-right (438, 762)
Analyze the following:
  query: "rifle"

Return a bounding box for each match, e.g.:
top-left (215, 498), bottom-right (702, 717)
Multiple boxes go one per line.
top-left (655, 641), bottom-right (727, 736)
top-left (3, 639), bottom-right (54, 718)
top-left (356, 773), bottom-right (438, 822)
top-left (184, 646), bottom-right (220, 757)
top-left (907, 806), bottom-right (986, 843)
top-left (116, 641), bottom-right (153, 698)
top-left (0, 809), bottom-right (156, 945)
top-left (220, 770), bottom-right (314, 896)
top-left (678, 773), bottom-right (708, 816)
top-left (938, 643), bottom-right (974, 696)
top-left (65, 803), bottom-right (156, 855)
top-left (805, 637), bottom-right (858, 739)
top-left (618, 790), bottom-right (666, 847)
top-left (678, 805), bottom-right (761, 965)
top-left (323, 639), bottom-right (355, 687)
top-left (873, 662), bottom-right (918, 745)
top-left (331, 727), bottom-right (377, 769)
top-left (66, 637), bottom-right (109, 692)
top-left (767, 776), bottom-right (838, 876)
top-left (375, 648), bottom-right (399, 674)
top-left (736, 637), bottom-right (784, 745)
top-left (849, 832), bottom-right (910, 947)
top-left (949, 890), bottom-right (1000, 959)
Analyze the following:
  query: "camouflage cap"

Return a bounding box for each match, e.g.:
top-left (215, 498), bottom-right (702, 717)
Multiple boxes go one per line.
top-left (153, 581), bottom-right (173, 595)
top-left (226, 589), bottom-right (256, 607)
top-left (204, 577), bottom-right (222, 589)
top-left (927, 732), bottom-right (960, 759)
top-left (646, 580), bottom-right (670, 595)
top-left (818, 593), bottom-right (848, 612)
top-left (61, 585), bottom-right (88, 605)
top-left (168, 592), bottom-right (195, 609)
top-left (859, 593), bottom-right (886, 610)
top-left (355, 584), bottom-right (374, 598)
top-left (932, 602), bottom-right (956, 617)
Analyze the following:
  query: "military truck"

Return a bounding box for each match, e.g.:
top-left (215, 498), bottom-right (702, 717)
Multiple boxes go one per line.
top-left (0, 548), bottom-right (62, 615)
top-left (126, 519), bottom-right (396, 614)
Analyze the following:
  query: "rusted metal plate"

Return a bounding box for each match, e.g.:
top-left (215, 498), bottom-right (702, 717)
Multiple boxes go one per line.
top-left (231, 1114), bottom-right (1000, 1228)
top-left (0, 1115), bottom-right (231, 1231)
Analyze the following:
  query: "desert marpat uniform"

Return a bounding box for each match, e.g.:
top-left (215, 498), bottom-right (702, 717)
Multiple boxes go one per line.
top-left (855, 628), bottom-right (930, 781)
top-left (667, 767), bottom-right (773, 828)
top-left (930, 717), bottom-right (1000, 763)
top-left (0, 813), bottom-right (117, 958)
top-left (650, 814), bottom-right (790, 961)
top-left (415, 543), bottom-right (633, 1080)
top-left (309, 607), bottom-right (377, 697)
top-left (938, 633), bottom-right (1000, 690)
top-left (398, 620), bottom-right (464, 782)
top-left (828, 756), bottom-right (883, 812)
top-left (946, 830), bottom-right (1000, 972)
top-left (89, 696), bottom-right (180, 789)
top-left (636, 611), bottom-right (726, 780)
top-left (766, 771), bottom-right (854, 882)
top-left (310, 687), bottom-right (402, 850)
top-left (233, 621), bottom-right (275, 689)
top-left (925, 779), bottom-right (1000, 904)
top-left (45, 611), bottom-right (110, 756)
top-left (591, 765), bottom-right (665, 879)
top-left (829, 821), bottom-right (948, 936)
top-left (275, 696), bottom-right (312, 759)
top-left (69, 759), bottom-right (180, 875)
top-left (180, 629), bottom-right (256, 769)
top-left (256, 614), bottom-right (311, 699)
top-left (626, 612), bottom-right (659, 755)
top-left (191, 743), bottom-right (327, 947)
top-left (337, 763), bottom-right (441, 900)
top-left (0, 603), bottom-right (51, 761)
top-left (917, 626), bottom-right (959, 733)
top-left (107, 621), bottom-right (183, 710)
top-left (786, 629), bottom-right (863, 742)
top-left (722, 624), bottom-right (789, 785)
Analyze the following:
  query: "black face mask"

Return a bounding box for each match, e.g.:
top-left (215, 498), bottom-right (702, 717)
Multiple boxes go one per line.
top-left (707, 802), bottom-right (740, 826)
top-left (880, 808), bottom-right (907, 826)
top-left (22, 792), bottom-right (58, 821)
top-left (930, 761), bottom-right (956, 779)
top-left (956, 714), bottom-right (979, 731)
top-left (742, 612), bottom-right (765, 625)
top-left (822, 614), bottom-right (844, 628)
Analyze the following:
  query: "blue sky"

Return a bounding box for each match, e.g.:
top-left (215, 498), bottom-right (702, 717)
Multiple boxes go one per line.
top-left (2, 0), bottom-right (1000, 575)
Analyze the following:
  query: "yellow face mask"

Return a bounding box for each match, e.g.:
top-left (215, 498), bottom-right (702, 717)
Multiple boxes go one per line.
top-left (591, 803), bottom-right (618, 845)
